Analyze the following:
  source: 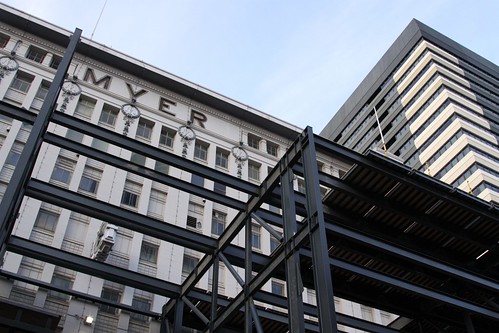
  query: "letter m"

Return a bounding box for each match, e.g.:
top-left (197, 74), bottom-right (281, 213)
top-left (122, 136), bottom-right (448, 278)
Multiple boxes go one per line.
top-left (84, 68), bottom-right (112, 90)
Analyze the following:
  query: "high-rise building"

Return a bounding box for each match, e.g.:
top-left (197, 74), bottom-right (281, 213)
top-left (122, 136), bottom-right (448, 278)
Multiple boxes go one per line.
top-left (321, 19), bottom-right (498, 204)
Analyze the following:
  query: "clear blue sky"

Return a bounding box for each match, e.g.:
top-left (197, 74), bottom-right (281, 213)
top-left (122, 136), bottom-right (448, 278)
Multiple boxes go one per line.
top-left (3, 0), bottom-right (498, 132)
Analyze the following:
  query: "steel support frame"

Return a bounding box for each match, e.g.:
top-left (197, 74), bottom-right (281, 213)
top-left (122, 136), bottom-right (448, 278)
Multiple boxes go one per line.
top-left (0, 29), bottom-right (81, 259)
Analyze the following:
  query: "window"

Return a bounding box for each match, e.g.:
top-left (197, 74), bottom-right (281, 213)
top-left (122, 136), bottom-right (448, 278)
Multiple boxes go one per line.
top-left (34, 210), bottom-right (59, 232)
top-left (50, 157), bottom-right (75, 185)
top-left (155, 161), bottom-right (169, 174)
top-left (266, 141), bottom-right (279, 157)
top-left (5, 150), bottom-right (21, 166)
top-left (211, 211), bottom-right (226, 236)
top-left (64, 213), bottom-right (89, 243)
top-left (131, 153), bottom-right (146, 166)
top-left (159, 127), bottom-right (176, 148)
top-left (182, 254), bottom-right (199, 280)
top-left (139, 242), bottom-right (159, 264)
top-left (25, 45), bottom-right (47, 63)
top-left (136, 118), bottom-right (153, 140)
top-left (271, 280), bottom-right (285, 296)
top-left (49, 55), bottom-right (62, 69)
top-left (247, 133), bottom-right (260, 149)
top-left (191, 174), bottom-right (204, 187)
top-left (99, 104), bottom-right (119, 127)
top-left (213, 182), bottom-right (226, 195)
top-left (248, 161), bottom-right (260, 181)
top-left (121, 181), bottom-right (141, 208)
top-left (361, 305), bottom-right (374, 321)
top-left (75, 96), bottom-right (96, 119)
top-left (66, 129), bottom-right (84, 143)
top-left (91, 138), bottom-right (108, 152)
top-left (35, 80), bottom-right (50, 101)
top-left (215, 148), bottom-right (229, 168)
top-left (78, 166), bottom-right (101, 194)
top-left (147, 189), bottom-right (167, 218)
top-left (49, 275), bottom-right (72, 300)
top-left (251, 224), bottom-right (261, 249)
top-left (194, 140), bottom-right (209, 161)
top-left (0, 33), bottom-right (10, 48)
top-left (10, 72), bottom-right (33, 93)
top-left (187, 202), bottom-right (203, 230)
top-left (130, 297), bottom-right (151, 321)
top-left (100, 288), bottom-right (121, 314)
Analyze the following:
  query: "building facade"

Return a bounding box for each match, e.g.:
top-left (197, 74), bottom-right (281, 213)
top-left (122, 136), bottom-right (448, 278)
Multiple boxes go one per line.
top-left (0, 4), bottom-right (397, 333)
top-left (321, 19), bottom-right (498, 204)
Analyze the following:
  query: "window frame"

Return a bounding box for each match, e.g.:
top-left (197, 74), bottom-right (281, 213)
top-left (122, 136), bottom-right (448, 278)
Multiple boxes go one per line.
top-left (25, 45), bottom-right (47, 63)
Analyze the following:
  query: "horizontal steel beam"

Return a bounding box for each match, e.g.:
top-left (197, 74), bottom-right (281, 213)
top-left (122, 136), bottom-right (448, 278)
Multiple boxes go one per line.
top-left (0, 101), bottom-right (37, 124)
top-left (44, 133), bottom-right (246, 211)
top-left (7, 236), bottom-right (180, 298)
top-left (0, 270), bottom-right (159, 318)
top-left (314, 135), bottom-right (498, 222)
top-left (26, 179), bottom-right (217, 254)
top-left (50, 112), bottom-right (257, 194)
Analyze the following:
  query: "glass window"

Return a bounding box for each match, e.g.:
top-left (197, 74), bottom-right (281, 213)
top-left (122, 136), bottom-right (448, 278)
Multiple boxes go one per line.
top-left (75, 96), bottom-right (96, 119)
top-left (131, 153), bottom-right (146, 166)
top-left (50, 157), bottom-right (75, 185)
top-left (194, 140), bottom-right (209, 161)
top-left (271, 280), bottom-right (285, 296)
top-left (139, 242), bottom-right (158, 264)
top-left (10, 72), bottom-right (33, 93)
top-left (34, 210), bottom-right (59, 232)
top-left (155, 161), bottom-right (169, 174)
top-left (270, 233), bottom-right (281, 252)
top-left (191, 174), bottom-right (204, 187)
top-left (160, 127), bottom-right (176, 148)
top-left (248, 161), bottom-right (260, 181)
top-left (266, 141), bottom-right (279, 157)
top-left (211, 210), bottom-right (226, 236)
top-left (182, 254), bottom-right (199, 280)
top-left (99, 104), bottom-right (119, 127)
top-left (130, 298), bottom-right (151, 321)
top-left (136, 118), bottom-right (153, 140)
top-left (25, 45), bottom-right (47, 63)
top-left (49, 275), bottom-right (72, 300)
top-left (0, 32), bottom-right (10, 48)
top-left (100, 288), bottom-right (121, 314)
top-left (5, 150), bottom-right (21, 166)
top-left (247, 133), bottom-right (260, 149)
top-left (251, 224), bottom-right (261, 249)
top-left (79, 178), bottom-right (98, 194)
top-left (213, 182), bottom-right (226, 195)
top-left (147, 189), bottom-right (167, 218)
top-left (215, 148), bottom-right (229, 168)
top-left (121, 181), bottom-right (141, 208)
top-left (35, 81), bottom-right (50, 100)
top-left (49, 55), bottom-right (62, 70)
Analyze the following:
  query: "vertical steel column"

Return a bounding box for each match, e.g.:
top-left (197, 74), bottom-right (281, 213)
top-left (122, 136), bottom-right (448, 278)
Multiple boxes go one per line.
top-left (464, 314), bottom-right (476, 333)
top-left (209, 255), bottom-right (220, 332)
top-left (301, 127), bottom-right (338, 332)
top-left (244, 217), bottom-right (253, 333)
top-left (172, 298), bottom-right (184, 333)
top-left (281, 168), bottom-right (305, 332)
top-left (0, 29), bottom-right (82, 259)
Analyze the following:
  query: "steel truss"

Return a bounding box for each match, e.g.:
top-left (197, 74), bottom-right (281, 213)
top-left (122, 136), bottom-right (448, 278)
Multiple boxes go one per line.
top-left (0, 28), bottom-right (498, 333)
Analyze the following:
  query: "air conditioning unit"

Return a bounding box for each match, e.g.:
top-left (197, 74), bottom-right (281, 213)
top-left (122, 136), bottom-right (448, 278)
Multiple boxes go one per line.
top-left (91, 223), bottom-right (118, 262)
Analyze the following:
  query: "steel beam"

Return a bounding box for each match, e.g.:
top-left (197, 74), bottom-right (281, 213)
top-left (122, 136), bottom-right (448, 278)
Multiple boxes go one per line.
top-left (0, 270), bottom-right (159, 318)
top-left (6, 236), bottom-right (180, 298)
top-left (281, 168), bottom-right (305, 332)
top-left (329, 256), bottom-right (499, 320)
top-left (314, 135), bottom-right (498, 222)
top-left (0, 29), bottom-right (81, 258)
top-left (0, 100), bottom-right (37, 124)
top-left (164, 128), bottom-right (305, 317)
top-left (323, 220), bottom-right (499, 294)
top-left (26, 179), bottom-right (217, 254)
top-left (44, 132), bottom-right (246, 211)
top-left (302, 128), bottom-right (337, 333)
top-left (50, 112), bottom-right (257, 194)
